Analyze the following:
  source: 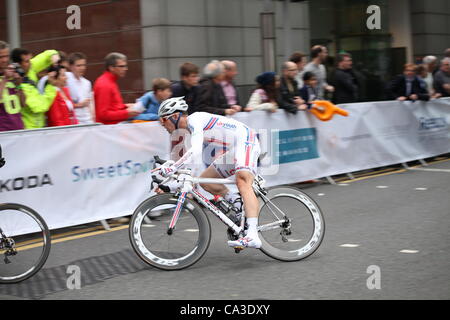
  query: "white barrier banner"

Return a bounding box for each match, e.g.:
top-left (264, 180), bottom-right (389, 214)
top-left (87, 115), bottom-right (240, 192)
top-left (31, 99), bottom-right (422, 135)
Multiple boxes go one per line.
top-left (235, 98), bottom-right (450, 184)
top-left (0, 123), bottom-right (170, 232)
top-left (0, 98), bottom-right (449, 231)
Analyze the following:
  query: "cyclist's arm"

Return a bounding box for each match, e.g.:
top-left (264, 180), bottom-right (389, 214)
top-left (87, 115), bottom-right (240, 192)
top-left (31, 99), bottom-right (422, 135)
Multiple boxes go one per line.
top-left (171, 122), bottom-right (204, 171)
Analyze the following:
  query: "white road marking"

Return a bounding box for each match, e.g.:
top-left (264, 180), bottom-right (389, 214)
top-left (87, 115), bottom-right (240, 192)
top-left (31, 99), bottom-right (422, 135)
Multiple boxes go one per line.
top-left (183, 229), bottom-right (199, 232)
top-left (400, 249), bottom-right (419, 254)
top-left (376, 186), bottom-right (389, 189)
top-left (414, 187), bottom-right (428, 191)
top-left (142, 224), bottom-right (156, 228)
top-left (409, 168), bottom-right (450, 173)
top-left (338, 184), bottom-right (349, 186)
top-left (317, 193), bottom-right (325, 196)
top-left (340, 244), bottom-right (360, 248)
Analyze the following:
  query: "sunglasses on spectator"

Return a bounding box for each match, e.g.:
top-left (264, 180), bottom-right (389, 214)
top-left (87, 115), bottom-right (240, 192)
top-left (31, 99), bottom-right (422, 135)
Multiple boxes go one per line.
top-left (115, 64), bottom-right (128, 68)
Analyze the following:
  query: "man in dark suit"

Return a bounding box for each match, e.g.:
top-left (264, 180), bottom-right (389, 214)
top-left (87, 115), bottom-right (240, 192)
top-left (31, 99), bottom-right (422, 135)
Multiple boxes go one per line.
top-left (330, 53), bottom-right (359, 104)
top-left (386, 64), bottom-right (429, 101)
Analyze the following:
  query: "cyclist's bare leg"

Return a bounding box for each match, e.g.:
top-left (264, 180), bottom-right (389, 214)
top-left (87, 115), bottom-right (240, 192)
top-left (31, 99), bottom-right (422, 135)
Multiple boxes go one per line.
top-left (228, 170), bottom-right (261, 248)
top-left (235, 171), bottom-right (258, 218)
top-left (199, 165), bottom-right (229, 196)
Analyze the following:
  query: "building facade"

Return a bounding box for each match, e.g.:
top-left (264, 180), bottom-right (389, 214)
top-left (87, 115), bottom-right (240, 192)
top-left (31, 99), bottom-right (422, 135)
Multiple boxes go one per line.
top-left (1, 0), bottom-right (449, 102)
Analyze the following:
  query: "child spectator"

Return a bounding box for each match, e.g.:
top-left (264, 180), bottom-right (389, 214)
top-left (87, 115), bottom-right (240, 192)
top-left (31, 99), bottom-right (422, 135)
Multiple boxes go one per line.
top-left (132, 78), bottom-right (172, 121)
top-left (46, 65), bottom-right (78, 126)
top-left (299, 72), bottom-right (319, 109)
top-left (245, 71), bottom-right (280, 112)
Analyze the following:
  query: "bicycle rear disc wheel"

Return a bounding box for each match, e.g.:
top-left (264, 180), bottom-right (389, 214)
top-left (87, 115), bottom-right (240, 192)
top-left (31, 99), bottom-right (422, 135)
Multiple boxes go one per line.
top-left (257, 187), bottom-right (325, 261)
top-left (129, 193), bottom-right (211, 271)
top-left (0, 203), bottom-right (51, 284)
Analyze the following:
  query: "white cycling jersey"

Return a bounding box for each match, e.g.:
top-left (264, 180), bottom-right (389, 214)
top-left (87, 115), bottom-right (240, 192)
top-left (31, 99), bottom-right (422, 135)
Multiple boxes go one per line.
top-left (172, 112), bottom-right (260, 177)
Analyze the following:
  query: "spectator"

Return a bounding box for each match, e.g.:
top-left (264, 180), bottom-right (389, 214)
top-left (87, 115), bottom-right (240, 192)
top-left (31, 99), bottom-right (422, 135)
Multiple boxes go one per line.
top-left (0, 41), bottom-right (25, 131)
top-left (303, 45), bottom-right (334, 99)
top-left (445, 48), bottom-right (450, 58)
top-left (289, 51), bottom-right (308, 89)
top-left (433, 58), bottom-right (450, 98)
top-left (195, 60), bottom-right (236, 116)
top-left (94, 52), bottom-right (141, 125)
top-left (421, 56), bottom-right (437, 95)
top-left (38, 51), bottom-right (69, 94)
top-left (299, 72), bottom-right (319, 109)
top-left (386, 63), bottom-right (429, 101)
top-left (279, 61), bottom-right (308, 113)
top-left (245, 71), bottom-right (280, 112)
top-left (330, 53), bottom-right (359, 104)
top-left (46, 65), bottom-right (78, 127)
top-left (11, 48), bottom-right (60, 129)
top-left (132, 78), bottom-right (172, 121)
top-left (416, 64), bottom-right (432, 96)
top-left (220, 60), bottom-right (242, 112)
top-left (171, 62), bottom-right (200, 114)
top-left (66, 52), bottom-right (94, 124)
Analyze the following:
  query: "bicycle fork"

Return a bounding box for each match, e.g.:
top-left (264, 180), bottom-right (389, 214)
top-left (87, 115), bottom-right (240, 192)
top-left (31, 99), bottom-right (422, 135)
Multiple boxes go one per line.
top-left (167, 192), bottom-right (188, 235)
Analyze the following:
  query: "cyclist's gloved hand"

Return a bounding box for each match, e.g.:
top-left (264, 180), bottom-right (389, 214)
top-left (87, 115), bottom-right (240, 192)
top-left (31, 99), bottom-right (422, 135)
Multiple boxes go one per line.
top-left (160, 160), bottom-right (176, 177)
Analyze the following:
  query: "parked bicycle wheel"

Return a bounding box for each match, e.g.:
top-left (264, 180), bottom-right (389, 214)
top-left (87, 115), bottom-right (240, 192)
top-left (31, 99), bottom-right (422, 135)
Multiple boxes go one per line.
top-left (129, 193), bottom-right (211, 271)
top-left (0, 203), bottom-right (51, 284)
top-left (257, 186), bottom-right (325, 261)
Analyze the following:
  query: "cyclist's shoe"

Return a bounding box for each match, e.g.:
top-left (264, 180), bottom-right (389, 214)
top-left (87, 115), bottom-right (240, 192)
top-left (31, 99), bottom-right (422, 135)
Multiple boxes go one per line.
top-left (227, 236), bottom-right (261, 249)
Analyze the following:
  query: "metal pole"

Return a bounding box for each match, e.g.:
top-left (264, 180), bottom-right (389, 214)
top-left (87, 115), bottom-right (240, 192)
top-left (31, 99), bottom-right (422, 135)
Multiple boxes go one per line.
top-left (283, 0), bottom-right (291, 60)
top-left (6, 0), bottom-right (21, 48)
top-left (261, 0), bottom-right (276, 72)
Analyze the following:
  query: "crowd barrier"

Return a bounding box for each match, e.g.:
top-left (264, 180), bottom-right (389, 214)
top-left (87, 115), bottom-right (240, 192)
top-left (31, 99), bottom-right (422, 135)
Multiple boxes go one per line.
top-left (0, 98), bottom-right (449, 233)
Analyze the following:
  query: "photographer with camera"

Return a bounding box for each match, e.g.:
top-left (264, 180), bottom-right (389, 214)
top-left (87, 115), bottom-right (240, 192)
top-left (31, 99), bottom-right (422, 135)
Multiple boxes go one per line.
top-left (10, 48), bottom-right (60, 129)
top-left (0, 41), bottom-right (25, 131)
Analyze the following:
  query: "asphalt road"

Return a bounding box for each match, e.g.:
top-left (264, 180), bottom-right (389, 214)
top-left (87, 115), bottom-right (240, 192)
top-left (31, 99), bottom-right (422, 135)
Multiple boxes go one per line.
top-left (1, 158), bottom-right (449, 300)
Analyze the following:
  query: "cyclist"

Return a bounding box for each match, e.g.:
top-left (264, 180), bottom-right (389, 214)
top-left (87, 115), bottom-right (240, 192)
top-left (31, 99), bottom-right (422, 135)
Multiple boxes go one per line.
top-left (157, 97), bottom-right (262, 249)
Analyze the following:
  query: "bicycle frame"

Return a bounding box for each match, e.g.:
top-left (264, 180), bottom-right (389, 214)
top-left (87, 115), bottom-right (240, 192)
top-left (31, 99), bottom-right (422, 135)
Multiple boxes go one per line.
top-left (161, 169), bottom-right (287, 236)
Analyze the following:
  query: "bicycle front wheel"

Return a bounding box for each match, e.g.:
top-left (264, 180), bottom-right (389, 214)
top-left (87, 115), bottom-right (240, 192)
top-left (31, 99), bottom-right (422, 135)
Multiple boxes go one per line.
top-left (257, 186), bottom-right (325, 261)
top-left (0, 203), bottom-right (51, 284)
top-left (129, 193), bottom-right (211, 271)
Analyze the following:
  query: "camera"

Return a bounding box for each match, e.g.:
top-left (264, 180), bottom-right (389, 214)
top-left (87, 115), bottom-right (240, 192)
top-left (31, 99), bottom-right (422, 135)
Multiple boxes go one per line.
top-left (11, 62), bottom-right (26, 78)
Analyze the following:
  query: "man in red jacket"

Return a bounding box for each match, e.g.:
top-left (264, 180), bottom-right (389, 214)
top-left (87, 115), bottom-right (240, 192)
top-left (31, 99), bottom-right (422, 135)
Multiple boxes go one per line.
top-left (94, 52), bottom-right (141, 124)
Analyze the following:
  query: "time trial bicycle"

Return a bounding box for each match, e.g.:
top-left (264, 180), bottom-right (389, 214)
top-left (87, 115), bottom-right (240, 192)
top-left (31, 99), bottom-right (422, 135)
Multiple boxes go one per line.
top-left (129, 156), bottom-right (325, 270)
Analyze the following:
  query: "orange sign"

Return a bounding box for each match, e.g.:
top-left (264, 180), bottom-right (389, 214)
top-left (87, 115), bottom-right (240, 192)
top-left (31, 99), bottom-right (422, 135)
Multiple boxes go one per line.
top-left (308, 100), bottom-right (349, 121)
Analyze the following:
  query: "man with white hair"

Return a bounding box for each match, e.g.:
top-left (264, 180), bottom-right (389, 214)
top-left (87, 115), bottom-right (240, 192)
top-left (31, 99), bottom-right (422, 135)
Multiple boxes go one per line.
top-left (220, 60), bottom-right (242, 113)
top-left (195, 60), bottom-right (237, 115)
top-left (421, 55), bottom-right (437, 95)
top-left (433, 57), bottom-right (450, 97)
